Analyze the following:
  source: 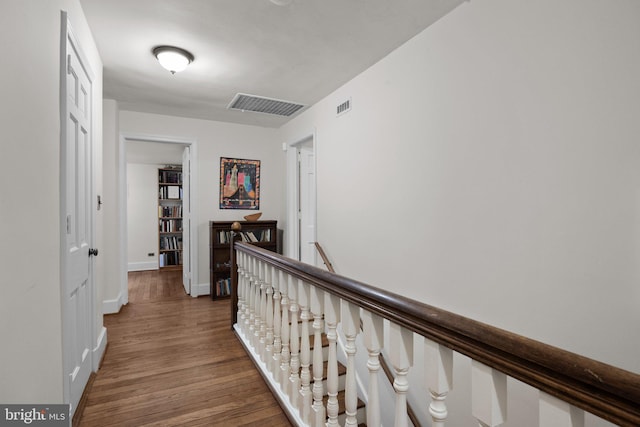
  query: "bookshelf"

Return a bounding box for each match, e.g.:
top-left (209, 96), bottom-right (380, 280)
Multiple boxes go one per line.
top-left (158, 166), bottom-right (183, 270)
top-left (209, 220), bottom-right (278, 300)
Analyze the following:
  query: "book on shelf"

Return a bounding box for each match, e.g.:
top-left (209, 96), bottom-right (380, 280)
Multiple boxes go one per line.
top-left (159, 219), bottom-right (182, 233)
top-left (218, 230), bottom-right (232, 244)
top-left (159, 169), bottom-right (182, 184)
top-left (159, 251), bottom-right (182, 267)
top-left (159, 205), bottom-right (182, 218)
top-left (160, 235), bottom-right (183, 250)
top-left (216, 277), bottom-right (232, 296)
top-left (217, 229), bottom-right (272, 244)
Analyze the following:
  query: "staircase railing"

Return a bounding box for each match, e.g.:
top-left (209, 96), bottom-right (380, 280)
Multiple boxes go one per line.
top-left (229, 227), bottom-right (640, 427)
top-left (315, 241), bottom-right (422, 427)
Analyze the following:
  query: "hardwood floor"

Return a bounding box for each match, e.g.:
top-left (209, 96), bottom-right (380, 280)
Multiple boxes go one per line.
top-left (77, 270), bottom-right (292, 427)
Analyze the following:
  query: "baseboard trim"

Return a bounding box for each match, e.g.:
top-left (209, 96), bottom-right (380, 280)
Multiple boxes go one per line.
top-left (192, 282), bottom-right (210, 297)
top-left (102, 292), bottom-right (124, 314)
top-left (128, 261), bottom-right (158, 272)
top-left (93, 326), bottom-right (107, 371)
top-left (72, 371), bottom-right (96, 427)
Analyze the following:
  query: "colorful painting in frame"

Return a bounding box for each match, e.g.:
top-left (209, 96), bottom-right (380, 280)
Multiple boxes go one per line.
top-left (219, 157), bottom-right (260, 210)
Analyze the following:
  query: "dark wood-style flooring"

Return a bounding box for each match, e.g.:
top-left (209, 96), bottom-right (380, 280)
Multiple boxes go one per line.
top-left (77, 270), bottom-right (292, 427)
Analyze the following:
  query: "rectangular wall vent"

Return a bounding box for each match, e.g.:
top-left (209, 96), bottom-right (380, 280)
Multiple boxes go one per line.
top-left (336, 98), bottom-right (351, 116)
top-left (227, 93), bottom-right (305, 117)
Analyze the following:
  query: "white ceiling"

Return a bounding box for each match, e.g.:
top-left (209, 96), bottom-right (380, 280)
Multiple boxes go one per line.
top-left (80, 0), bottom-right (464, 128)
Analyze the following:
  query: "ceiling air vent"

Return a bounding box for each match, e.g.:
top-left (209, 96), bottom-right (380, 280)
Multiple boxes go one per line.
top-left (227, 93), bottom-right (305, 117)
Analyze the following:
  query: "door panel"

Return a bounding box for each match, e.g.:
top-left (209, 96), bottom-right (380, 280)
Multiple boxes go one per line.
top-left (182, 146), bottom-right (191, 294)
top-left (62, 18), bottom-right (93, 414)
top-left (299, 145), bottom-right (316, 265)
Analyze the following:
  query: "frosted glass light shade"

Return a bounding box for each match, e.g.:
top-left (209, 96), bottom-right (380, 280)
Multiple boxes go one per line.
top-left (153, 46), bottom-right (194, 74)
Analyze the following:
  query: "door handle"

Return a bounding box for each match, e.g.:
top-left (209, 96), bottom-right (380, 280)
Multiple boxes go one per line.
top-left (89, 248), bottom-right (99, 257)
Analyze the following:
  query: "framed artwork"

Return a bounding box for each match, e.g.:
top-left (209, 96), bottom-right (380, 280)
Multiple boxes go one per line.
top-left (219, 157), bottom-right (260, 210)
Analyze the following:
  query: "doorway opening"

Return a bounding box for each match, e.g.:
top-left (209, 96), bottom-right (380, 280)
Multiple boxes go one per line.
top-left (286, 134), bottom-right (316, 265)
top-left (119, 133), bottom-right (199, 309)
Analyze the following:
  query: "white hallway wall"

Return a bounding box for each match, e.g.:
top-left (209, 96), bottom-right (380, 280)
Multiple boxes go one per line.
top-left (280, 0), bottom-right (640, 374)
top-left (0, 0), bottom-right (103, 403)
top-left (280, 1), bottom-right (640, 424)
top-left (127, 163), bottom-right (162, 270)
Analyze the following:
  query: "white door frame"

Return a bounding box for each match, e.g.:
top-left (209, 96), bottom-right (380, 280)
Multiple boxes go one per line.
top-left (285, 131), bottom-right (317, 262)
top-left (119, 133), bottom-right (199, 300)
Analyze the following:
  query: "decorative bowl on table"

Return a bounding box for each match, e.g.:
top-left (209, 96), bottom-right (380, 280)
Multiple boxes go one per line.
top-left (243, 212), bottom-right (262, 222)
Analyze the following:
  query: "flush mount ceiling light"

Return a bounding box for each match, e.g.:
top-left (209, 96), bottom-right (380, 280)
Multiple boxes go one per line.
top-left (152, 46), bottom-right (194, 74)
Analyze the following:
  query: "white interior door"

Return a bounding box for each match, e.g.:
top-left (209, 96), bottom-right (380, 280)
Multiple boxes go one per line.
top-left (298, 144), bottom-right (316, 264)
top-left (182, 146), bottom-right (191, 294)
top-left (61, 15), bottom-right (94, 415)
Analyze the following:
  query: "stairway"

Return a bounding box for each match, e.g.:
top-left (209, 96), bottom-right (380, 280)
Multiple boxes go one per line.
top-left (310, 333), bottom-right (366, 426)
top-left (235, 318), bottom-right (367, 426)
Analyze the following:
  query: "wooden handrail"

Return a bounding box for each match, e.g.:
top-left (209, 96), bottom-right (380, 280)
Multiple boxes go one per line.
top-left (314, 241), bottom-right (335, 273)
top-left (232, 241), bottom-right (640, 426)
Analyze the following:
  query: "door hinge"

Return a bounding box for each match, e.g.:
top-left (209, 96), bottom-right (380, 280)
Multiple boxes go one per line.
top-left (66, 215), bottom-right (71, 234)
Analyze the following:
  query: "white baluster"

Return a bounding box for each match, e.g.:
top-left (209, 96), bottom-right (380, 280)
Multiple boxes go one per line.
top-left (298, 279), bottom-right (312, 423)
top-left (265, 266), bottom-right (274, 367)
top-left (389, 323), bottom-right (413, 427)
top-left (539, 392), bottom-right (584, 427)
top-left (247, 257), bottom-right (256, 351)
top-left (241, 252), bottom-right (250, 336)
top-left (425, 339), bottom-right (453, 427)
top-left (472, 361), bottom-right (507, 427)
top-left (341, 300), bottom-right (360, 427)
top-left (289, 275), bottom-right (301, 408)
top-left (236, 251), bottom-right (245, 335)
top-left (259, 261), bottom-right (267, 361)
top-left (272, 268), bottom-right (282, 379)
top-left (362, 310), bottom-right (383, 427)
top-left (324, 292), bottom-right (341, 427)
top-left (243, 253), bottom-right (252, 337)
top-left (253, 259), bottom-right (262, 352)
top-left (310, 285), bottom-right (325, 427)
top-left (280, 273), bottom-right (291, 389)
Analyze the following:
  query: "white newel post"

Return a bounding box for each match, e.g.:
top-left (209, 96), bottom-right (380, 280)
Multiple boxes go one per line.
top-left (289, 275), bottom-right (301, 408)
top-left (425, 339), bottom-right (453, 427)
top-left (362, 310), bottom-right (383, 427)
top-left (341, 300), bottom-right (360, 427)
top-left (272, 267), bottom-right (282, 378)
top-left (472, 361), bottom-right (507, 427)
top-left (389, 323), bottom-right (414, 427)
top-left (539, 392), bottom-right (585, 427)
top-left (280, 272), bottom-right (291, 390)
top-left (324, 292), bottom-right (341, 427)
top-left (310, 285), bottom-right (325, 427)
top-left (265, 265), bottom-right (274, 367)
top-left (298, 279), bottom-right (312, 423)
